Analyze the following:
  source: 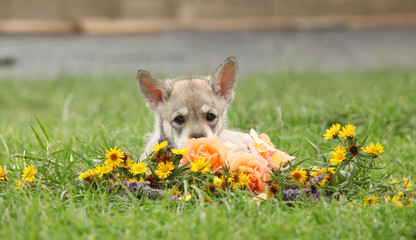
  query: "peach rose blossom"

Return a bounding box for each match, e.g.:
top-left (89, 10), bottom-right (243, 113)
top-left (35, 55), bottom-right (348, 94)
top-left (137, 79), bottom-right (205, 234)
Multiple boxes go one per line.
top-left (243, 129), bottom-right (295, 171)
top-left (180, 136), bottom-right (237, 171)
top-left (226, 151), bottom-right (271, 194)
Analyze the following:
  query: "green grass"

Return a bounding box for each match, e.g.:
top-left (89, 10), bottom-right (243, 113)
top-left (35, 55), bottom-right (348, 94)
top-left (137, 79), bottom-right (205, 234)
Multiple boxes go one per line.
top-left (1, 70), bottom-right (416, 239)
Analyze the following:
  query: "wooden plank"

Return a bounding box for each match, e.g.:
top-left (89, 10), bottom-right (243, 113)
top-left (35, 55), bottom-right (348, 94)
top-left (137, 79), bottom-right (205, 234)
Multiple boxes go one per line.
top-left (77, 18), bottom-right (172, 35)
top-left (2, 13), bottom-right (416, 34)
top-left (347, 14), bottom-right (416, 28)
top-left (3, 0), bottom-right (416, 21)
top-left (78, 14), bottom-right (416, 34)
top-left (0, 20), bottom-right (75, 34)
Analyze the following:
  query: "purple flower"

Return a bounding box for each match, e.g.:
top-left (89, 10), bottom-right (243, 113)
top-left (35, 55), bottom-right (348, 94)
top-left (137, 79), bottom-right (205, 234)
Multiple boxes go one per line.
top-left (141, 185), bottom-right (165, 199)
top-left (282, 187), bottom-right (302, 201)
top-left (170, 192), bottom-right (183, 201)
top-left (112, 181), bottom-right (166, 199)
top-left (309, 174), bottom-right (326, 187)
top-left (302, 187), bottom-right (320, 201)
top-left (126, 180), bottom-right (146, 192)
top-left (281, 186), bottom-right (320, 201)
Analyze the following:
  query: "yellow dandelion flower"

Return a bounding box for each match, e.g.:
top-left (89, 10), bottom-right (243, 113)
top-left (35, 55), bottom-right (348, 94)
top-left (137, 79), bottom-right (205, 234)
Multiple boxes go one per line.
top-left (362, 143), bottom-right (384, 156)
top-left (396, 191), bottom-right (404, 199)
top-left (171, 148), bottom-right (187, 155)
top-left (0, 166), bottom-right (8, 181)
top-left (363, 195), bottom-right (378, 207)
top-left (155, 161), bottom-right (174, 179)
top-left (402, 177), bottom-right (413, 190)
top-left (239, 173), bottom-right (250, 189)
top-left (213, 176), bottom-right (226, 190)
top-left (290, 167), bottom-right (307, 184)
top-left (338, 124), bottom-right (356, 138)
top-left (391, 195), bottom-right (403, 206)
top-left (173, 189), bottom-right (182, 195)
top-left (88, 169), bottom-right (99, 178)
top-left (105, 147), bottom-right (125, 168)
top-left (151, 141), bottom-right (168, 153)
top-left (94, 164), bottom-right (111, 178)
top-left (228, 171), bottom-right (250, 190)
top-left (330, 146), bottom-right (347, 166)
top-left (130, 162), bottom-right (148, 176)
top-left (78, 171), bottom-right (89, 180)
top-left (190, 158), bottom-right (212, 174)
top-left (323, 123), bottom-right (341, 140)
top-left (79, 169), bottom-right (99, 181)
top-left (228, 172), bottom-right (239, 189)
top-left (119, 157), bottom-right (133, 168)
top-left (386, 192), bottom-right (406, 206)
top-left (326, 167), bottom-right (336, 175)
top-left (22, 165), bottom-right (37, 183)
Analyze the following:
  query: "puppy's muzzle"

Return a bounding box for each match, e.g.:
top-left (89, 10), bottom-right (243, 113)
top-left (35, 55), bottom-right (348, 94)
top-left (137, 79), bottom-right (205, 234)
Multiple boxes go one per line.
top-left (189, 133), bottom-right (207, 139)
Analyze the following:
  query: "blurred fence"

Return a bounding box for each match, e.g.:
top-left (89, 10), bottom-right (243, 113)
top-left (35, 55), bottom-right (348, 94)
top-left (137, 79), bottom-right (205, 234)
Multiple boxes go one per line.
top-left (1, 0), bottom-right (416, 34)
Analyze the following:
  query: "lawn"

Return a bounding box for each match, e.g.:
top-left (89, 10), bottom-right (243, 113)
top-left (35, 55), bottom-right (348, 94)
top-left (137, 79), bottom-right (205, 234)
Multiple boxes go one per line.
top-left (0, 69), bottom-right (415, 239)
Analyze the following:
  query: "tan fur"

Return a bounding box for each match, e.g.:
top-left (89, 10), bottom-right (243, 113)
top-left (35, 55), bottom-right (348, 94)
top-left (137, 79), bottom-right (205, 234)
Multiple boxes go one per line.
top-left (137, 57), bottom-right (246, 157)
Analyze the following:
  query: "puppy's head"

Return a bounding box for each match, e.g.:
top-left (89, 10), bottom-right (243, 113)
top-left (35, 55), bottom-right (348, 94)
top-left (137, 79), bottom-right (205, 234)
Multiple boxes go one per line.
top-left (137, 57), bottom-right (238, 148)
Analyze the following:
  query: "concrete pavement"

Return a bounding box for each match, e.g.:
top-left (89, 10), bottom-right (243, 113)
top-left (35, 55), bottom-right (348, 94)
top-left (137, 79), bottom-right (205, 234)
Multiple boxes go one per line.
top-left (1, 28), bottom-right (416, 79)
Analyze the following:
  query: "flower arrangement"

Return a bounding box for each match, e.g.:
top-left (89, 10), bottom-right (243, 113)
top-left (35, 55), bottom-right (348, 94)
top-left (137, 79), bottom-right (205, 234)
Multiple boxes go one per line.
top-left (75, 124), bottom-right (413, 206)
top-left (1, 124), bottom-right (414, 207)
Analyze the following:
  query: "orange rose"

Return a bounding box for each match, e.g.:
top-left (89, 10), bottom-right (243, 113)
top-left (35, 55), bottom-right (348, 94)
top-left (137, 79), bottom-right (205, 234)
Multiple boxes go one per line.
top-left (180, 136), bottom-right (235, 171)
top-left (226, 151), bottom-right (271, 194)
top-left (244, 129), bottom-right (295, 171)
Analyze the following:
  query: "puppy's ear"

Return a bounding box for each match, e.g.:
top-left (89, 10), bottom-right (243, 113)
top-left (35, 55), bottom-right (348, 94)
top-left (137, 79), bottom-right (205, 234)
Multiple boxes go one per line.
top-left (210, 57), bottom-right (238, 103)
top-left (137, 70), bottom-right (171, 109)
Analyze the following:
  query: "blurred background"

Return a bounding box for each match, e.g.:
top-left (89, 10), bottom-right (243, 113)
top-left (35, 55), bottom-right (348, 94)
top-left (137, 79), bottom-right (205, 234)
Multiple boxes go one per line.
top-left (1, 0), bottom-right (416, 78)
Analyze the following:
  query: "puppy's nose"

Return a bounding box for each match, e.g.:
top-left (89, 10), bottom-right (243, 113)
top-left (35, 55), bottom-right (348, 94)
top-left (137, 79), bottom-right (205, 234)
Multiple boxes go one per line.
top-left (189, 133), bottom-right (206, 139)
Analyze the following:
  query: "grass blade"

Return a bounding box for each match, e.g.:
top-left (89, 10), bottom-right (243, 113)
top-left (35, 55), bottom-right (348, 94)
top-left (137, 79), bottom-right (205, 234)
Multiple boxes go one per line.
top-left (305, 138), bottom-right (327, 163)
top-left (359, 126), bottom-right (370, 147)
top-left (0, 135), bottom-right (10, 156)
top-left (34, 115), bottom-right (51, 142)
top-left (31, 125), bottom-right (46, 150)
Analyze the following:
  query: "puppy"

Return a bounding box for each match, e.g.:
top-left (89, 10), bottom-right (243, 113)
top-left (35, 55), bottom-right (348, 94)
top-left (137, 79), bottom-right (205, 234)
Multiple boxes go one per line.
top-left (137, 57), bottom-right (246, 157)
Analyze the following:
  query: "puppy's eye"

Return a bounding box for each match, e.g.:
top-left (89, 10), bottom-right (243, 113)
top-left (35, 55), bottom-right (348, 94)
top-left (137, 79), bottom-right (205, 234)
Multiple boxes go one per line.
top-left (173, 116), bottom-right (185, 124)
top-left (206, 113), bottom-right (216, 122)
